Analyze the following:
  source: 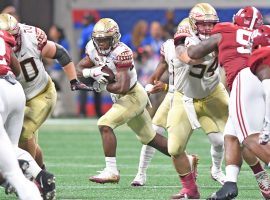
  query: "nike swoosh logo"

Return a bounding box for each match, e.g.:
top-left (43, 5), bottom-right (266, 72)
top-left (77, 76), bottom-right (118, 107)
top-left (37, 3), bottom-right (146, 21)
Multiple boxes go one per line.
top-left (93, 73), bottom-right (101, 77)
top-left (21, 52), bottom-right (26, 57)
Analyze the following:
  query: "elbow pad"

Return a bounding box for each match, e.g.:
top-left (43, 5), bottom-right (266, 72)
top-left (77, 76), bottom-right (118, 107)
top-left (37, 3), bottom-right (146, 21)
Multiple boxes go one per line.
top-left (53, 43), bottom-right (72, 66)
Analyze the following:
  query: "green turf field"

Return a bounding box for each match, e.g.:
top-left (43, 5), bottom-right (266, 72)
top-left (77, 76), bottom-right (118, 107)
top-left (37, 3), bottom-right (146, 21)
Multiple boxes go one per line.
top-left (0, 119), bottom-right (266, 199)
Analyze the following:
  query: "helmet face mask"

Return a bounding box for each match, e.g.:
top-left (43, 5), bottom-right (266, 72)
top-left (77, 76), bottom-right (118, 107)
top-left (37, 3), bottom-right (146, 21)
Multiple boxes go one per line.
top-left (189, 3), bottom-right (219, 40)
top-left (233, 6), bottom-right (263, 30)
top-left (92, 18), bottom-right (121, 56)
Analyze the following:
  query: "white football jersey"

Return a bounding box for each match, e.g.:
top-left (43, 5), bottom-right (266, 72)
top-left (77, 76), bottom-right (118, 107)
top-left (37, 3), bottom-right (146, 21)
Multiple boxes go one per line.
top-left (15, 23), bottom-right (49, 100)
top-left (161, 39), bottom-right (189, 92)
top-left (181, 34), bottom-right (220, 99)
top-left (85, 40), bottom-right (137, 91)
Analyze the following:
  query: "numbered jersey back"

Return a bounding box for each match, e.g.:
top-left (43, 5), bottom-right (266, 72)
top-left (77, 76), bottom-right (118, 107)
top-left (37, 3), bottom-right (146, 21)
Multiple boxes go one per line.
top-left (0, 30), bottom-right (16, 75)
top-left (212, 22), bottom-right (253, 90)
top-left (15, 23), bottom-right (49, 100)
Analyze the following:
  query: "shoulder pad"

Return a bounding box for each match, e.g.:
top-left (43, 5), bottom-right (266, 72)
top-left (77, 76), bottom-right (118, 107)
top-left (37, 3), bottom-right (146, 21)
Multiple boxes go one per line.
top-left (35, 27), bottom-right (47, 51)
top-left (114, 47), bottom-right (133, 68)
top-left (211, 22), bottom-right (236, 34)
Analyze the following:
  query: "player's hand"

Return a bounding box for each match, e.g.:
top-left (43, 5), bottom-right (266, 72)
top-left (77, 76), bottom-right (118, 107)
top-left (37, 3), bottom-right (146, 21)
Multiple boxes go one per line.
top-left (259, 121), bottom-right (270, 145)
top-left (150, 80), bottom-right (167, 94)
top-left (82, 66), bottom-right (109, 84)
top-left (70, 79), bottom-right (93, 91)
top-left (145, 84), bottom-right (154, 94)
top-left (93, 81), bottom-right (107, 92)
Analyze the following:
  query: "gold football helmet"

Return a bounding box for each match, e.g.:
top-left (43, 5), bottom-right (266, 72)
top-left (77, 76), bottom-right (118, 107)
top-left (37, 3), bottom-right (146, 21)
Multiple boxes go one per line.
top-left (174, 18), bottom-right (192, 45)
top-left (177, 17), bottom-right (190, 31)
top-left (92, 18), bottom-right (121, 55)
top-left (0, 13), bottom-right (19, 35)
top-left (189, 3), bottom-right (219, 38)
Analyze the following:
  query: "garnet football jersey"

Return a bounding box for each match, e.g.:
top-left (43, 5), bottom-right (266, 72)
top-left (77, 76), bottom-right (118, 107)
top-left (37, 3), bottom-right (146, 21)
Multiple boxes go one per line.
top-left (248, 46), bottom-right (270, 74)
top-left (211, 22), bottom-right (253, 90)
top-left (0, 30), bottom-right (16, 75)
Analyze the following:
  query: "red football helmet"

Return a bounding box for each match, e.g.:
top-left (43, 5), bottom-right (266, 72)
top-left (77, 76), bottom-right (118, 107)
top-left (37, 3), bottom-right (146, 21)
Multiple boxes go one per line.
top-left (251, 25), bottom-right (270, 50)
top-left (233, 6), bottom-right (263, 29)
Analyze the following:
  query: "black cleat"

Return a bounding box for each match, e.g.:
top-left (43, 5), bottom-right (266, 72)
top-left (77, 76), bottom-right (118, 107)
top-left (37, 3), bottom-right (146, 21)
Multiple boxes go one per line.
top-left (35, 170), bottom-right (56, 200)
top-left (207, 181), bottom-right (238, 200)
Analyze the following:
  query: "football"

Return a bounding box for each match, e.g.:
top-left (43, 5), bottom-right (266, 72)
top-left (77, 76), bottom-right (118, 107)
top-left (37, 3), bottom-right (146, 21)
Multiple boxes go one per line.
top-left (102, 65), bottom-right (116, 83)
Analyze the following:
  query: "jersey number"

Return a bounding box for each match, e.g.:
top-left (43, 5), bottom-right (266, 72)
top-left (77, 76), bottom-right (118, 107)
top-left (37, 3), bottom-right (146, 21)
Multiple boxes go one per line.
top-left (189, 58), bottom-right (218, 79)
top-left (20, 57), bottom-right (39, 82)
top-left (236, 29), bottom-right (253, 54)
top-left (0, 37), bottom-right (8, 65)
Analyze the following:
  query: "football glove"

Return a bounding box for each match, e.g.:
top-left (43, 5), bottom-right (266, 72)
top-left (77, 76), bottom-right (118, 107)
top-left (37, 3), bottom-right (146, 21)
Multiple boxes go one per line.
top-left (70, 79), bottom-right (93, 91)
top-left (82, 66), bottom-right (109, 84)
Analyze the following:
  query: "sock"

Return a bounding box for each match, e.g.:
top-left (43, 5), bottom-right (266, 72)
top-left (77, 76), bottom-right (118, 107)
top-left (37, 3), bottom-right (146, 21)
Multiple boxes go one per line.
top-left (105, 157), bottom-right (118, 173)
top-left (250, 161), bottom-right (264, 175)
top-left (208, 133), bottom-right (224, 171)
top-left (15, 147), bottom-right (41, 178)
top-left (225, 165), bottom-right (240, 182)
top-left (180, 172), bottom-right (197, 190)
top-left (136, 124), bottom-right (165, 175)
top-left (211, 145), bottom-right (224, 171)
top-left (137, 145), bottom-right (156, 175)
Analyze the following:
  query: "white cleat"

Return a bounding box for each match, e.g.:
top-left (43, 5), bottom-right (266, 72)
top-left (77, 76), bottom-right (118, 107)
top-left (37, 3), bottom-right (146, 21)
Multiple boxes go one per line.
top-left (89, 168), bottom-right (120, 184)
top-left (131, 173), bottom-right (146, 187)
top-left (255, 170), bottom-right (270, 199)
top-left (211, 166), bottom-right (226, 185)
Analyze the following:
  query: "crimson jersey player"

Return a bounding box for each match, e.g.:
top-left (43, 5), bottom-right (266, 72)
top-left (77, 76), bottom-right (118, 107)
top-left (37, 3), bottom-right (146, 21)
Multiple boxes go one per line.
top-left (0, 30), bottom-right (16, 74)
top-left (0, 30), bottom-right (42, 200)
top-left (182, 6), bottom-right (270, 200)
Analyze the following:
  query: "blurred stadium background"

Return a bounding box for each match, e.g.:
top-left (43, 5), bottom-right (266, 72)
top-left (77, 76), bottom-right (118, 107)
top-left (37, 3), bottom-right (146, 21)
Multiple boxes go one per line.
top-left (1, 0), bottom-right (270, 199)
top-left (3, 0), bottom-right (270, 118)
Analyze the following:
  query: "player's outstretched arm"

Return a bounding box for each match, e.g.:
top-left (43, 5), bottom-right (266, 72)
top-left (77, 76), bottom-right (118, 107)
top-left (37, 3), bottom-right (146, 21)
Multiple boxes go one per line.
top-left (187, 33), bottom-right (221, 60)
top-left (177, 44), bottom-right (204, 65)
top-left (42, 41), bottom-right (92, 91)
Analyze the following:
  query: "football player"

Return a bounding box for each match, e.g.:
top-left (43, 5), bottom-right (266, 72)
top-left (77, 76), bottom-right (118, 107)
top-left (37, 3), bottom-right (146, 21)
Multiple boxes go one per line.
top-left (183, 6), bottom-right (270, 200)
top-left (0, 29), bottom-right (42, 200)
top-left (0, 14), bottom-right (90, 171)
top-left (168, 3), bottom-right (229, 199)
top-left (77, 18), bottom-right (170, 184)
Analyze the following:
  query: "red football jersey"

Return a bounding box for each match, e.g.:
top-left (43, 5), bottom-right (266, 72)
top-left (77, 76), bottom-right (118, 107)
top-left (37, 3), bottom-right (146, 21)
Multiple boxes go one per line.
top-left (211, 22), bottom-right (253, 90)
top-left (0, 30), bottom-right (16, 75)
top-left (248, 46), bottom-right (270, 74)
